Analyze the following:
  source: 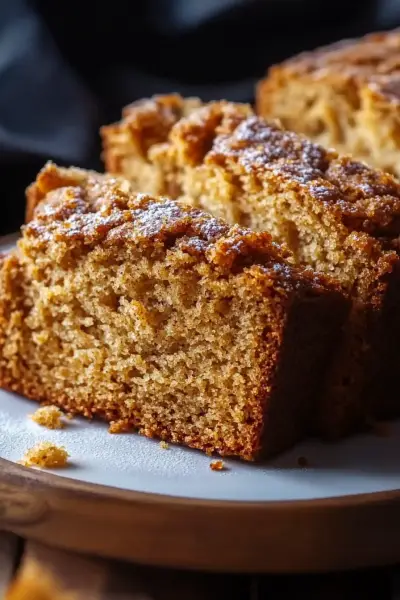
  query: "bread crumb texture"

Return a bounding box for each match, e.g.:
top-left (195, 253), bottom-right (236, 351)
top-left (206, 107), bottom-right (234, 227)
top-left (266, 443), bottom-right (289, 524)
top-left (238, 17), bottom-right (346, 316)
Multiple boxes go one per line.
top-left (159, 440), bottom-right (169, 449)
top-left (30, 405), bottom-right (64, 429)
top-left (19, 442), bottom-right (69, 469)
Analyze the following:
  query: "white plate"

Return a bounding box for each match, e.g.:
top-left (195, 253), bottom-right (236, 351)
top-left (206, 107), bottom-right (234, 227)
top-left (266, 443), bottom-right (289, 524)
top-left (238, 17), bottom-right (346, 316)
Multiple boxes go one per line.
top-left (1, 390), bottom-right (399, 502)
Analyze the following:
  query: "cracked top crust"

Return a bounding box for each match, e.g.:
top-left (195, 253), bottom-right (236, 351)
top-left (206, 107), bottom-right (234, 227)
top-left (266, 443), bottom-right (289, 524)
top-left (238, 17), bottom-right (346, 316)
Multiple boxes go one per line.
top-left (23, 162), bottom-right (342, 295)
top-left (268, 29), bottom-right (400, 102)
top-left (204, 114), bottom-right (400, 238)
top-left (102, 94), bottom-right (400, 239)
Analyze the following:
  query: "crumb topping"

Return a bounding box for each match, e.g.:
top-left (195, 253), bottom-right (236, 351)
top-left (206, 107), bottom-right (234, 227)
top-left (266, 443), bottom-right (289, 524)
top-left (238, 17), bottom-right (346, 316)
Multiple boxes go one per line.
top-left (120, 94), bottom-right (202, 157)
top-left (108, 419), bottom-right (131, 433)
top-left (22, 163), bottom-right (340, 294)
top-left (206, 114), bottom-right (400, 237)
top-left (106, 95), bottom-right (400, 238)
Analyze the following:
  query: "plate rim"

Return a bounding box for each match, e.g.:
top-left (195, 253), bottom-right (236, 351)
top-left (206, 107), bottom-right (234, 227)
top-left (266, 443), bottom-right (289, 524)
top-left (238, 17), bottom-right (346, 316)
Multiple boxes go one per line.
top-left (2, 455), bottom-right (400, 509)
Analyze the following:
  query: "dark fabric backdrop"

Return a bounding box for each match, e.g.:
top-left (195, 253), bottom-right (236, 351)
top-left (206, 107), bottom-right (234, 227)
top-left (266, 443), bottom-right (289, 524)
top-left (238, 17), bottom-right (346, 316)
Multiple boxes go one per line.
top-left (1, 0), bottom-right (400, 234)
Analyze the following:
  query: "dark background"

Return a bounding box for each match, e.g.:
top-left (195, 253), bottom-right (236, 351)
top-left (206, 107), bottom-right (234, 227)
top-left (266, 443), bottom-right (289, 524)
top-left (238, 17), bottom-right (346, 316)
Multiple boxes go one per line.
top-left (1, 0), bottom-right (400, 234)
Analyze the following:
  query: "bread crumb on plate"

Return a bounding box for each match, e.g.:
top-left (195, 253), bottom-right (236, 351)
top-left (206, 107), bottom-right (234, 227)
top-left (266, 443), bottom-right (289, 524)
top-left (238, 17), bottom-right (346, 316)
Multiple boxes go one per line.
top-left (30, 405), bottom-right (64, 429)
top-left (108, 419), bottom-right (130, 434)
top-left (159, 441), bottom-right (169, 449)
top-left (210, 460), bottom-right (225, 471)
top-left (19, 442), bottom-right (69, 469)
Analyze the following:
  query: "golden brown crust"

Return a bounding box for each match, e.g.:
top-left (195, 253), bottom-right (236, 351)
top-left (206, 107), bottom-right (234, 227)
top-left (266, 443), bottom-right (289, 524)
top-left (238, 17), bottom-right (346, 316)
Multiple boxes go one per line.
top-left (256, 30), bottom-right (400, 177)
top-left (103, 95), bottom-right (400, 238)
top-left (101, 97), bottom-right (253, 199)
top-left (25, 164), bottom-right (280, 268)
top-left (186, 108), bottom-right (400, 238)
top-left (266, 30), bottom-right (400, 102)
top-left (102, 97), bottom-right (400, 310)
top-left (168, 101), bottom-right (254, 166)
top-left (101, 94), bottom-right (202, 173)
top-left (25, 161), bottom-right (118, 222)
top-left (24, 162), bottom-right (342, 294)
top-left (153, 100), bottom-right (400, 300)
top-left (100, 96), bottom-right (400, 311)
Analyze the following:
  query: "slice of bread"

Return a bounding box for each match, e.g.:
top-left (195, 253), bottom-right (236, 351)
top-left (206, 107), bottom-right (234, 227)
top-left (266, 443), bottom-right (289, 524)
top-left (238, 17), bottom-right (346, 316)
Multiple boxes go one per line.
top-left (101, 96), bottom-right (400, 437)
top-left (257, 29), bottom-right (400, 178)
top-left (1, 164), bottom-right (347, 460)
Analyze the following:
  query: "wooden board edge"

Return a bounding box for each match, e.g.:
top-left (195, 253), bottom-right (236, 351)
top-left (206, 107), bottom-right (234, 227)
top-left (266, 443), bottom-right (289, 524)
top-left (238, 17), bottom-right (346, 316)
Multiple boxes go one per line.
top-left (0, 458), bottom-right (399, 573)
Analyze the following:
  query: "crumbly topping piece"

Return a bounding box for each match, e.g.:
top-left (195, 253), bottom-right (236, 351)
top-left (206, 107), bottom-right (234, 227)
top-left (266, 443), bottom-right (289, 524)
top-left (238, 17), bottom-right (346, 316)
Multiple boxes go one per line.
top-left (159, 441), bottom-right (169, 449)
top-left (25, 161), bottom-right (110, 222)
top-left (210, 460), bottom-right (225, 471)
top-left (19, 442), bottom-right (69, 468)
top-left (30, 405), bottom-right (64, 429)
top-left (168, 100), bottom-right (253, 166)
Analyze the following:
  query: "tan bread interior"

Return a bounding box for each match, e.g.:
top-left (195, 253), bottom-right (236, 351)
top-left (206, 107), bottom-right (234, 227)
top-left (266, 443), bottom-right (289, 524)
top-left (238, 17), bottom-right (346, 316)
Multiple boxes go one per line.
top-left (180, 161), bottom-right (388, 429)
top-left (1, 234), bottom-right (289, 460)
top-left (257, 76), bottom-right (400, 178)
top-left (106, 119), bottom-right (389, 436)
top-left (147, 151), bottom-right (382, 302)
